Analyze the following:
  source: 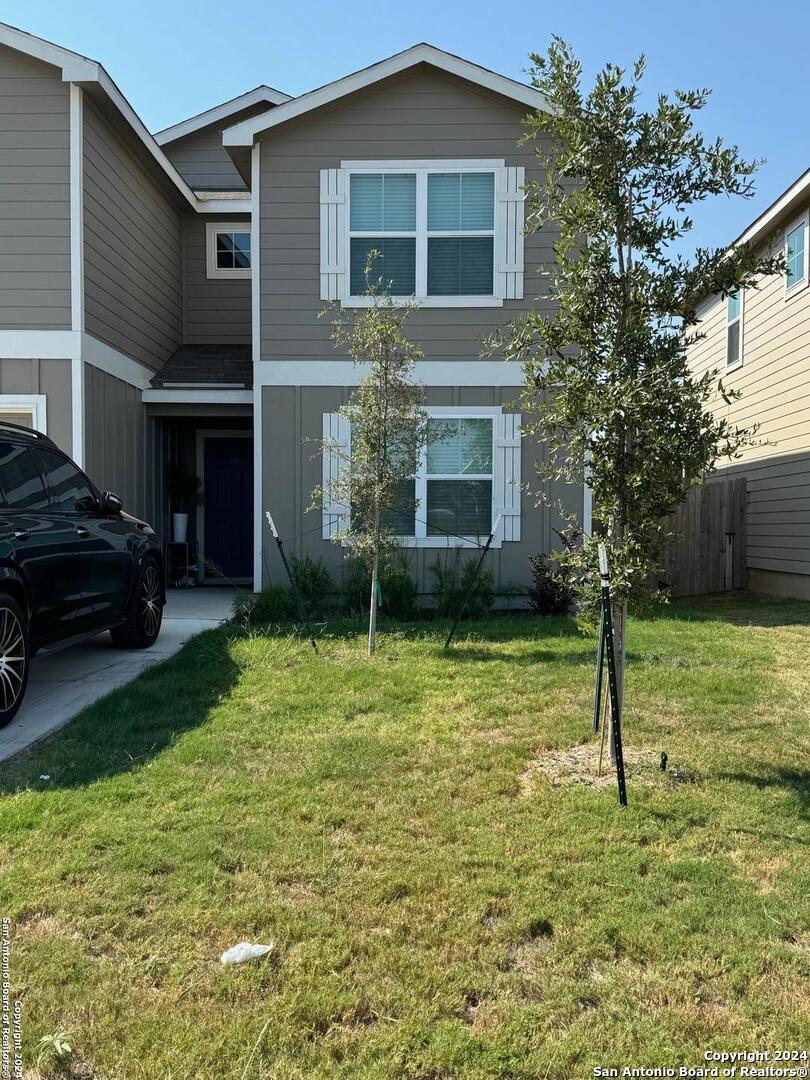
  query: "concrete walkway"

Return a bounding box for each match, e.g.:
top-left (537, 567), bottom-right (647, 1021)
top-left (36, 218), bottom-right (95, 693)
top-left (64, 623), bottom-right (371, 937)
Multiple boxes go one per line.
top-left (0, 588), bottom-right (239, 764)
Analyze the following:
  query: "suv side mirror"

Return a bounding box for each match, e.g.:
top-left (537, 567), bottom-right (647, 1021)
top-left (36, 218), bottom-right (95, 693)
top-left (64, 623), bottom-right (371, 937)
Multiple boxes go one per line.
top-left (101, 491), bottom-right (123, 516)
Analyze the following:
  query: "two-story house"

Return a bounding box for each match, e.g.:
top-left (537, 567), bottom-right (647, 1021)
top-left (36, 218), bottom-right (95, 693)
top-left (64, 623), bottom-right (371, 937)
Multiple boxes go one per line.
top-left (0, 22), bottom-right (584, 596)
top-left (688, 167), bottom-right (810, 600)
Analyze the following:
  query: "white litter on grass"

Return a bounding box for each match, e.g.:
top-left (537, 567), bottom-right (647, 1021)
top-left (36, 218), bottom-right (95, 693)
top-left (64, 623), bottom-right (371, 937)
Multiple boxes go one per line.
top-left (220, 941), bottom-right (274, 965)
top-left (39, 775), bottom-right (50, 781)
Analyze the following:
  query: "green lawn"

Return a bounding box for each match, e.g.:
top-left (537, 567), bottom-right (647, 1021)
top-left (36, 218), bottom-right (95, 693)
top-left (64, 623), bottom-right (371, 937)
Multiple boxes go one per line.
top-left (1, 596), bottom-right (808, 1079)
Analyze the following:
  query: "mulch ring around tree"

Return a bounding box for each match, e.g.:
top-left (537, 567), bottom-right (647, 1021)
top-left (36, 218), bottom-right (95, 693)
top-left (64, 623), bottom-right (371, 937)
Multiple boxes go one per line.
top-left (518, 742), bottom-right (700, 795)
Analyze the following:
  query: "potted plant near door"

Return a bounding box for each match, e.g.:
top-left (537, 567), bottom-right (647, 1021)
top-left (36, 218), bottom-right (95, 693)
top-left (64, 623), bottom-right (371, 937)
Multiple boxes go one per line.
top-left (167, 463), bottom-right (204, 543)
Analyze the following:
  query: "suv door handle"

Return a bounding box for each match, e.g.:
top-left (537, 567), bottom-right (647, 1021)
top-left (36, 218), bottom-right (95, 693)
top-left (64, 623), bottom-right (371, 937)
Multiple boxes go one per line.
top-left (13, 529), bottom-right (29, 542)
top-left (74, 525), bottom-right (89, 539)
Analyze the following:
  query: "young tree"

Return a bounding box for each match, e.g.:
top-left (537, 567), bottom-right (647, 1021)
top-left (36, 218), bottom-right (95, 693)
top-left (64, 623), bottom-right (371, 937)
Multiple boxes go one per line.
top-left (494, 40), bottom-right (783, 728)
top-left (315, 259), bottom-right (429, 656)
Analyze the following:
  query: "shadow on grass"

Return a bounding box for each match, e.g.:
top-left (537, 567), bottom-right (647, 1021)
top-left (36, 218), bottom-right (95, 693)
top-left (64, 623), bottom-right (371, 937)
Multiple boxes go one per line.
top-left (718, 767), bottom-right (810, 821)
top-left (441, 645), bottom-right (596, 665)
top-left (635, 591), bottom-right (810, 630)
top-left (0, 626), bottom-right (240, 794)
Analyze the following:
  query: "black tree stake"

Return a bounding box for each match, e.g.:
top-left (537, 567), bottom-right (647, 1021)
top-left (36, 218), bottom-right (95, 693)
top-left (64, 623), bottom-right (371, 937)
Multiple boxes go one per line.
top-left (444, 515), bottom-right (501, 650)
top-left (265, 512), bottom-right (318, 653)
top-left (598, 544), bottom-right (627, 807)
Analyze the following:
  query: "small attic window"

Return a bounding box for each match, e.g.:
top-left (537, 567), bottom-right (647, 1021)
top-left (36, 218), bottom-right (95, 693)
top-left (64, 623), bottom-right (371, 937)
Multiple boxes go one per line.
top-left (206, 222), bottom-right (251, 280)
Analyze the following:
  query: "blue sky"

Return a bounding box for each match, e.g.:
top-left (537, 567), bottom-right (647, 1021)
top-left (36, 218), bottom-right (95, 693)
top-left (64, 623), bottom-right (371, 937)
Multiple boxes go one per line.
top-left (4, 0), bottom-right (803, 252)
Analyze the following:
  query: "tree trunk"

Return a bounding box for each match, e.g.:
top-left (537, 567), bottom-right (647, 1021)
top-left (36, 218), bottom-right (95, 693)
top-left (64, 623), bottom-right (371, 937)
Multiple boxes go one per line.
top-left (368, 504), bottom-right (381, 657)
top-left (608, 599), bottom-right (627, 764)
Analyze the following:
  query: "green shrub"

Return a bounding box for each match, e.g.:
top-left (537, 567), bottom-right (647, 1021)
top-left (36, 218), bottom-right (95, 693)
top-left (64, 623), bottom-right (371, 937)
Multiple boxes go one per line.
top-left (289, 553), bottom-right (332, 617)
top-left (527, 553), bottom-right (575, 616)
top-left (431, 550), bottom-right (494, 619)
top-left (342, 556), bottom-right (419, 620)
top-left (233, 583), bottom-right (296, 625)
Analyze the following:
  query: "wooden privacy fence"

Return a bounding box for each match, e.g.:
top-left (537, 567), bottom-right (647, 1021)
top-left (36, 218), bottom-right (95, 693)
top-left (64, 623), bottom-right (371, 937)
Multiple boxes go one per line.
top-left (657, 476), bottom-right (747, 597)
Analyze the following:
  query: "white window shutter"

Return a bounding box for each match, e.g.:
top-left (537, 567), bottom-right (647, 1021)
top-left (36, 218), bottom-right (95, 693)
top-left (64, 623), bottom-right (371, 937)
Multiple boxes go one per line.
top-left (322, 412), bottom-right (350, 538)
top-left (319, 169), bottom-right (347, 301)
top-left (494, 412), bottom-right (522, 541)
top-left (495, 166), bottom-right (526, 301)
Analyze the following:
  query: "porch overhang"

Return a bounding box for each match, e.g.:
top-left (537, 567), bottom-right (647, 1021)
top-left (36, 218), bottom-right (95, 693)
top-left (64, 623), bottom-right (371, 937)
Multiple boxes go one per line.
top-left (144, 344), bottom-right (253, 404)
top-left (143, 389), bottom-right (253, 404)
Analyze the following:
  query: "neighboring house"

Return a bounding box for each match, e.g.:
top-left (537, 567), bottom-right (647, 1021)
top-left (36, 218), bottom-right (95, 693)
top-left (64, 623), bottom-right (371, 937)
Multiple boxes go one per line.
top-left (0, 22), bottom-right (584, 596)
top-left (687, 168), bottom-right (810, 600)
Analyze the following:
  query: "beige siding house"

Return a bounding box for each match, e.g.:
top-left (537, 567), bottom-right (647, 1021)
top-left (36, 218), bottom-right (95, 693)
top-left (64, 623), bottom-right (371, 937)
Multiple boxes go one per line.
top-left (688, 170), bottom-right (810, 598)
top-left (0, 24), bottom-right (584, 597)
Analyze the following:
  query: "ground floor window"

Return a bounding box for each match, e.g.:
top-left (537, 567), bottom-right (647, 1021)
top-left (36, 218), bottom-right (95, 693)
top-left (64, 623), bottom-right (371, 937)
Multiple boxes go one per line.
top-left (0, 395), bottom-right (47, 434)
top-left (322, 405), bottom-right (521, 547)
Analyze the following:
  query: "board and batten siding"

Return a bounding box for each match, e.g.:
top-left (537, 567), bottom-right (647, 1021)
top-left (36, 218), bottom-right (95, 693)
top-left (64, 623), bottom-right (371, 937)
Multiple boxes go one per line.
top-left (83, 96), bottom-right (183, 371)
top-left (0, 357), bottom-right (71, 452)
top-left (0, 46), bottom-right (70, 329)
top-left (261, 383), bottom-right (580, 594)
top-left (182, 214), bottom-right (251, 344)
top-left (258, 66), bottom-right (555, 364)
top-left (688, 226), bottom-right (810, 589)
top-left (84, 363), bottom-right (156, 524)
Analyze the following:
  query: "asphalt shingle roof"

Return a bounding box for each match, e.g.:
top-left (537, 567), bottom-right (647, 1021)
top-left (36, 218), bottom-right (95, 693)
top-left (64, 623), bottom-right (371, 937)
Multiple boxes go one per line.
top-left (150, 344), bottom-right (252, 389)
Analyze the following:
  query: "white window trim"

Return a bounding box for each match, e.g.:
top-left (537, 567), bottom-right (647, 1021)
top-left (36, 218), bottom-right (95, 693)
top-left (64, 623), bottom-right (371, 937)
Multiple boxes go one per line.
top-left (205, 221), bottom-right (251, 280)
top-left (0, 395), bottom-right (47, 435)
top-left (784, 210), bottom-right (809, 299)
top-left (344, 162), bottom-right (503, 309)
top-left (346, 405), bottom-right (503, 549)
top-left (725, 288), bottom-right (744, 372)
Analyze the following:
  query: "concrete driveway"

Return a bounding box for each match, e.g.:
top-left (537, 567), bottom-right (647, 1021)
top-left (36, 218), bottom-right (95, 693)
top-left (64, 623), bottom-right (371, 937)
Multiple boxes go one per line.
top-left (0, 587), bottom-right (239, 764)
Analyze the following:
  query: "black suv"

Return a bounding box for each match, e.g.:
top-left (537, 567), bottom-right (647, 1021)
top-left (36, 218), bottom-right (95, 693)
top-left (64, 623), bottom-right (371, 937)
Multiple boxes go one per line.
top-left (0, 422), bottom-right (165, 725)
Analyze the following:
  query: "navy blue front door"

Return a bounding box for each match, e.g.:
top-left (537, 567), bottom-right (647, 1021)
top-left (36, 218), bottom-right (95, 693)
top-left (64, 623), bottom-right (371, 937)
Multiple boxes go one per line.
top-left (203, 436), bottom-right (253, 580)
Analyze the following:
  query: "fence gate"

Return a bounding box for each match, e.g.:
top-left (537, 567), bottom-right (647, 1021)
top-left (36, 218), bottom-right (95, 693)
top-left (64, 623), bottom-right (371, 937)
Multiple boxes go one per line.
top-left (658, 476), bottom-right (747, 597)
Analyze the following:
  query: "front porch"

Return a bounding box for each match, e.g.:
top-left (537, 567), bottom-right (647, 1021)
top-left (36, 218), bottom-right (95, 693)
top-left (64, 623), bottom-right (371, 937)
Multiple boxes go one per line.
top-left (145, 344), bottom-right (254, 587)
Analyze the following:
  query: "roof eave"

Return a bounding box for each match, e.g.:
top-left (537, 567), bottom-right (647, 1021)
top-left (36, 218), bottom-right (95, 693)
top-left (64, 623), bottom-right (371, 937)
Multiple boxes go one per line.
top-left (154, 85), bottom-right (292, 146)
top-left (0, 20), bottom-right (201, 212)
top-left (222, 43), bottom-right (549, 147)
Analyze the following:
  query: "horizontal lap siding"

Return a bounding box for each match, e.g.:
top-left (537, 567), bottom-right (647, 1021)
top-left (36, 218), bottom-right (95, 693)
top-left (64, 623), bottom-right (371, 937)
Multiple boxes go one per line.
top-left (83, 97), bottom-right (182, 370)
top-left (161, 103), bottom-right (272, 191)
top-left (261, 383), bottom-right (581, 594)
top-left (163, 128), bottom-right (247, 191)
top-left (259, 67), bottom-right (555, 364)
top-left (687, 226), bottom-right (810, 581)
top-left (0, 356), bottom-right (71, 452)
top-left (183, 214), bottom-right (251, 344)
top-left (0, 48), bottom-right (70, 328)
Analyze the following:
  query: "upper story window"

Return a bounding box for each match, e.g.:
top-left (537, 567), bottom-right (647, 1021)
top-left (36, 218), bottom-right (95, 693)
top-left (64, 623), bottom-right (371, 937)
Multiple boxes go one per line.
top-left (785, 212), bottom-right (808, 296)
top-left (206, 222), bottom-right (251, 280)
top-left (726, 288), bottom-right (743, 368)
top-left (319, 161), bottom-right (525, 307)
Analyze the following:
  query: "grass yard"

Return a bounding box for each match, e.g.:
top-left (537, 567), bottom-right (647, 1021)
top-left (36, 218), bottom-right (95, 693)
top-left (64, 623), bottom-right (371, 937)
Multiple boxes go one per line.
top-left (0, 595), bottom-right (808, 1079)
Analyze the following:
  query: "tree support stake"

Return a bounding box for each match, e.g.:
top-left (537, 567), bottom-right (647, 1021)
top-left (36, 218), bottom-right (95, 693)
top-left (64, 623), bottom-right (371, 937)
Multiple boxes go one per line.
top-left (598, 544), bottom-right (627, 807)
top-left (265, 512), bottom-right (318, 653)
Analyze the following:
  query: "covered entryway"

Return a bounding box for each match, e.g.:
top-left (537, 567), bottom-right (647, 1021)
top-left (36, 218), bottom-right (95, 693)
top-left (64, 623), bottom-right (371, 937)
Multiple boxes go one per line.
top-left (143, 345), bottom-right (255, 588)
top-left (198, 431), bottom-right (253, 582)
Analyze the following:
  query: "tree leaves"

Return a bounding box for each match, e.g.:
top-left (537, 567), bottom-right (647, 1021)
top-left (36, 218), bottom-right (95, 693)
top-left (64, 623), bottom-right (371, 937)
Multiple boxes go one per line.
top-left (494, 39), bottom-right (785, 601)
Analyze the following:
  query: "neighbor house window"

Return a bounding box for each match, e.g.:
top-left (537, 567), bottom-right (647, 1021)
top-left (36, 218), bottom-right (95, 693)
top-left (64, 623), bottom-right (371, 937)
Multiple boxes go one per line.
top-left (206, 222), bottom-right (251, 280)
top-left (785, 213), bottom-right (808, 295)
top-left (348, 167), bottom-right (495, 302)
top-left (726, 288), bottom-right (742, 367)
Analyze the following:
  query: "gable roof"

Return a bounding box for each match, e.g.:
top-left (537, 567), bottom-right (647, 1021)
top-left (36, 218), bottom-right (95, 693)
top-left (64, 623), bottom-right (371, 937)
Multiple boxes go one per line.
top-left (223, 42), bottom-right (550, 147)
top-left (732, 165), bottom-right (810, 252)
top-left (154, 85), bottom-right (291, 146)
top-left (0, 20), bottom-right (198, 209)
